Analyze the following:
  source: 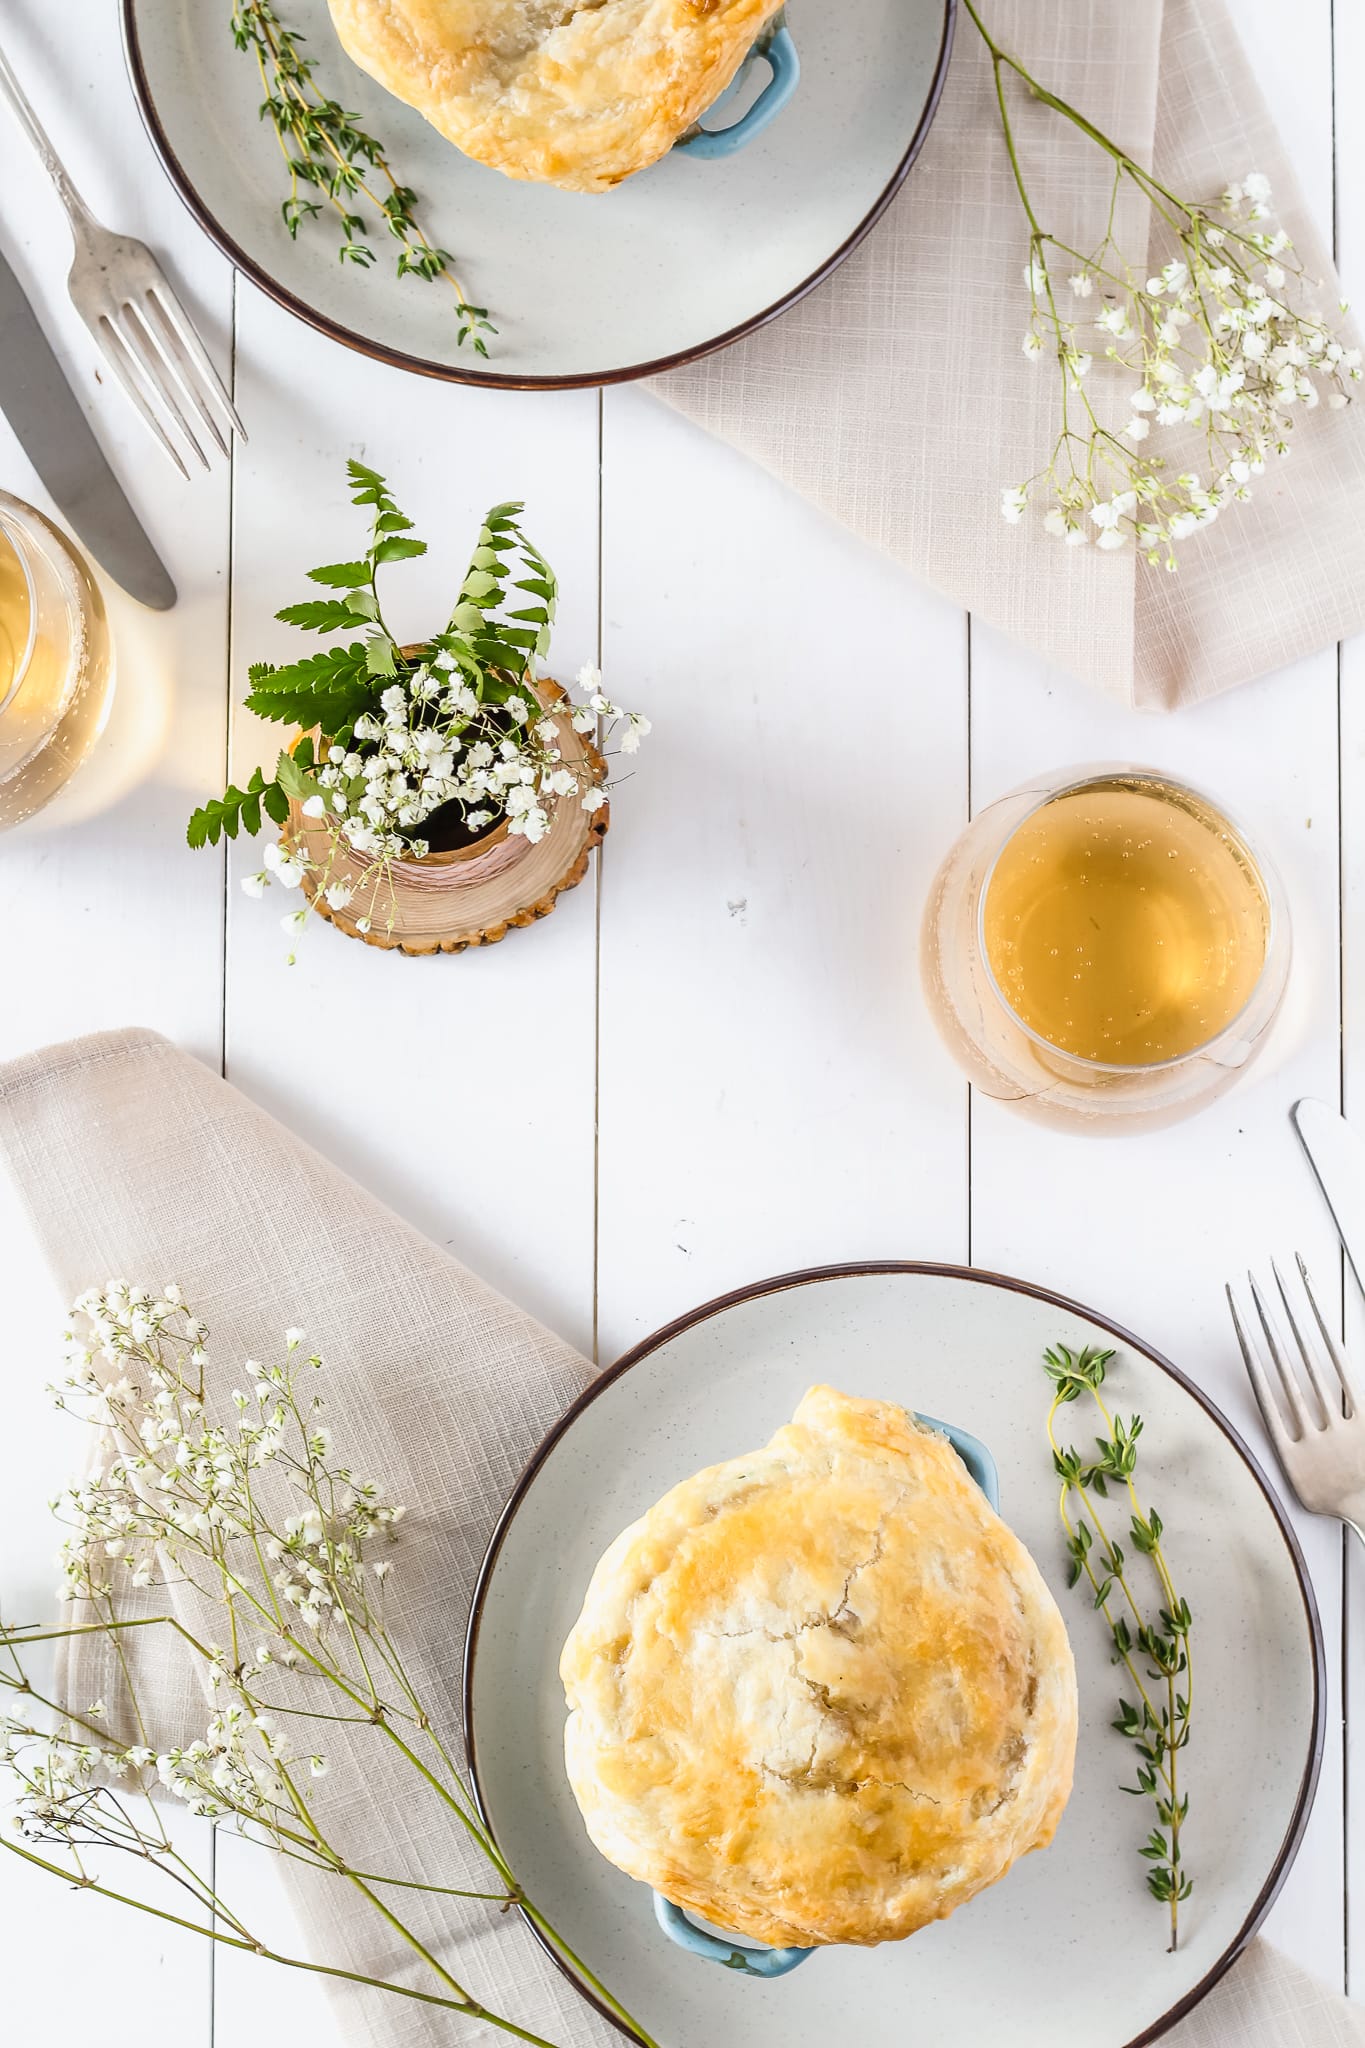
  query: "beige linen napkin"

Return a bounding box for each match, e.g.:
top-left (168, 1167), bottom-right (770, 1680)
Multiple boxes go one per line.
top-left (0, 1026), bottom-right (1360, 2047)
top-left (0, 1026), bottom-right (615, 2048)
top-left (1169, 1944), bottom-right (1365, 2047)
top-left (653, 0), bottom-right (1365, 708)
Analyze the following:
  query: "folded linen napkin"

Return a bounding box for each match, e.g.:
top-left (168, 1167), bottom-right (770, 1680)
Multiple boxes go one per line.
top-left (0, 1026), bottom-right (1360, 2048)
top-left (0, 1026), bottom-right (613, 2048)
top-left (1170, 1944), bottom-right (1365, 2047)
top-left (653, 0), bottom-right (1365, 709)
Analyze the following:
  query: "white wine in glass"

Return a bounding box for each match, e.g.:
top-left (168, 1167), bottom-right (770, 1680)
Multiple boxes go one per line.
top-left (0, 492), bottom-right (114, 831)
top-left (981, 778), bottom-right (1271, 1068)
top-left (922, 767), bottom-right (1290, 1131)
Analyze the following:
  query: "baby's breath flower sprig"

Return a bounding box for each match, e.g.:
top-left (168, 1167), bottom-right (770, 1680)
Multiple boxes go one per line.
top-left (188, 459), bottom-right (648, 955)
top-left (1044, 1343), bottom-right (1194, 1950)
top-left (967, 1), bottom-right (1362, 566)
top-left (1, 1285), bottom-right (659, 2048)
top-left (229, 0), bottom-right (495, 355)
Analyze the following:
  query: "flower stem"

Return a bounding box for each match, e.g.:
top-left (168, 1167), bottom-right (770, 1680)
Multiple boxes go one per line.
top-left (8, 1289), bottom-right (661, 2048)
top-left (2, 1839), bottom-right (565, 2045)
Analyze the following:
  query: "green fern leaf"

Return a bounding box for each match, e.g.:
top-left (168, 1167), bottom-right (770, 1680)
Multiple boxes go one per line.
top-left (366, 633), bottom-right (398, 678)
top-left (186, 764), bottom-right (281, 850)
top-left (307, 560), bottom-right (372, 589)
top-left (262, 781), bottom-right (291, 828)
top-left (374, 535), bottom-right (427, 565)
top-left (244, 644), bottom-right (376, 731)
top-left (276, 599), bottom-right (360, 631)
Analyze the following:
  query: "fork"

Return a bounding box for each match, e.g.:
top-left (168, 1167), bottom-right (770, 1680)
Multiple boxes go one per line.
top-left (0, 38), bottom-right (244, 478)
top-left (1226, 1255), bottom-right (1365, 1545)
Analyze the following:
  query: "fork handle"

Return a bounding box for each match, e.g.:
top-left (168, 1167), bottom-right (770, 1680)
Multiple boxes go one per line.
top-left (0, 38), bottom-right (95, 235)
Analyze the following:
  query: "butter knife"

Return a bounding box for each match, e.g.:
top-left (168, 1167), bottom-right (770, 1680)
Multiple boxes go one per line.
top-left (1293, 1099), bottom-right (1365, 1295)
top-left (0, 241), bottom-right (175, 610)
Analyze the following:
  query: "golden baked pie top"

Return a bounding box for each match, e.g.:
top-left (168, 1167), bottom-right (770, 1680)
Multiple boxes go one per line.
top-left (325, 0), bottom-right (787, 193)
top-left (560, 1385), bottom-right (1078, 1948)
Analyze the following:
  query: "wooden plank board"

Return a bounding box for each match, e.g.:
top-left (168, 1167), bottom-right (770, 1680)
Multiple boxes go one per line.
top-left (0, 0), bottom-right (233, 1070)
top-left (596, 388), bottom-right (972, 1362)
top-left (968, 0), bottom-right (1347, 1983)
top-left (211, 291), bottom-right (603, 2045)
top-left (218, 298), bottom-right (603, 1341)
top-left (0, 1177), bottom-right (218, 2047)
top-left (0, 2), bottom-right (230, 2040)
top-left (1332, 0), bottom-right (1365, 2000)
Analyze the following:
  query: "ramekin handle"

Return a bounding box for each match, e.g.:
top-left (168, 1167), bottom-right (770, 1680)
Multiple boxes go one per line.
top-left (674, 25), bottom-right (801, 160)
top-left (652, 1892), bottom-right (814, 1977)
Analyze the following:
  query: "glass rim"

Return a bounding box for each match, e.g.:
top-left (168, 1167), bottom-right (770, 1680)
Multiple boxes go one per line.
top-left (0, 504), bottom-right (39, 721)
top-left (975, 766), bottom-right (1282, 1078)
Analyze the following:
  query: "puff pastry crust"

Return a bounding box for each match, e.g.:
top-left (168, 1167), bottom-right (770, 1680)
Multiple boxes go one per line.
top-left (324, 0), bottom-right (787, 193)
top-left (560, 1386), bottom-right (1078, 1948)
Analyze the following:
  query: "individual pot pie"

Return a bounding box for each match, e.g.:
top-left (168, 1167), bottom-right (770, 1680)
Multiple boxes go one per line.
top-left (560, 1386), bottom-right (1078, 1949)
top-left (324, 0), bottom-right (787, 194)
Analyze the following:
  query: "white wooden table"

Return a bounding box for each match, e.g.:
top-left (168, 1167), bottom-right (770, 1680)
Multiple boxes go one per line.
top-left (1, 0), bottom-right (1361, 2037)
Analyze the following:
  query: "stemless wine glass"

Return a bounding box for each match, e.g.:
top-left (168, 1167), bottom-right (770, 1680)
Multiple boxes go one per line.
top-left (0, 491), bottom-right (114, 831)
top-left (921, 765), bottom-right (1292, 1132)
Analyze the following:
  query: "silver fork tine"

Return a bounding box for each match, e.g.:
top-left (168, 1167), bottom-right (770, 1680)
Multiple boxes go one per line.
top-left (0, 42), bottom-right (240, 472)
top-left (111, 301), bottom-right (209, 472)
top-left (1229, 1262), bottom-right (1365, 1541)
top-left (1248, 1271), bottom-right (1314, 1440)
top-left (95, 313), bottom-right (191, 481)
top-left (1227, 1282), bottom-right (1301, 1452)
top-left (144, 280), bottom-right (246, 442)
top-left (1296, 1254), bottom-right (1359, 1418)
top-left (1271, 1259), bottom-right (1335, 1429)
top-left (142, 293), bottom-right (230, 461)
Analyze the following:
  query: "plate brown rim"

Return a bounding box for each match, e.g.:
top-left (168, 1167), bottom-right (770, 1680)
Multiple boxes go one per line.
top-left (120, 0), bottom-right (957, 392)
top-left (462, 1259), bottom-right (1327, 2048)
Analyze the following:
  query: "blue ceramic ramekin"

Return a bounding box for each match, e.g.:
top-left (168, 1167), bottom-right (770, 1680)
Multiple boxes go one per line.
top-left (653, 1415), bottom-right (1000, 1978)
top-left (674, 12), bottom-right (801, 161)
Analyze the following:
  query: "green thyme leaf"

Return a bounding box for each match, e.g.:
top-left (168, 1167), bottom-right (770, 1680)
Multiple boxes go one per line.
top-left (230, 3), bottom-right (495, 353)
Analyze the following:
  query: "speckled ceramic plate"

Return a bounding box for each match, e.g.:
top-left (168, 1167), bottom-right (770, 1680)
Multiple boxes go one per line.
top-left (121, 0), bottom-right (954, 389)
top-left (465, 1263), bottom-right (1324, 2048)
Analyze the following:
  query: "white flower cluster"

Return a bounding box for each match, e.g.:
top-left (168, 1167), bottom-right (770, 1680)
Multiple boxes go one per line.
top-left (2, 1723), bottom-right (102, 1840)
top-left (2, 1701), bottom-right (306, 1838)
top-left (1005, 174), bottom-right (1362, 566)
top-left (243, 660), bottom-right (648, 934)
top-left (51, 1285), bottom-right (403, 1631)
top-left (1, 1284), bottom-right (408, 1849)
top-left (151, 1705), bottom-right (295, 1822)
top-left (0, 1279), bottom-right (570, 2029)
top-left (263, 1480), bottom-right (403, 1636)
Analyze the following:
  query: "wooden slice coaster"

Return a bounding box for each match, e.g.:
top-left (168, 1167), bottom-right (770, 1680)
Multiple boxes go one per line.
top-left (285, 678), bottom-right (608, 957)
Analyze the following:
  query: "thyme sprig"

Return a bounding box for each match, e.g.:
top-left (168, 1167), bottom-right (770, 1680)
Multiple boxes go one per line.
top-left (1045, 1342), bottom-right (1194, 1949)
top-left (229, 0), bottom-right (495, 356)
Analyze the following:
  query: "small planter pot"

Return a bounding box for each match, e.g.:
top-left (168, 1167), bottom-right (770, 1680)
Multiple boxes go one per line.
top-left (285, 676), bottom-right (608, 957)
